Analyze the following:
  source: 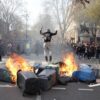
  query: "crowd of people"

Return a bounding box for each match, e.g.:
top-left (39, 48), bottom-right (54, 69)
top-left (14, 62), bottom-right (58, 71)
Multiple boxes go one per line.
top-left (72, 42), bottom-right (100, 60)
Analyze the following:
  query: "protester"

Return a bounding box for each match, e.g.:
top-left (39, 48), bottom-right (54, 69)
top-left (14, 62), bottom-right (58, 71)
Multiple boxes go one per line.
top-left (40, 28), bottom-right (57, 62)
top-left (96, 45), bottom-right (100, 59)
top-left (87, 45), bottom-right (92, 59)
top-left (73, 42), bottom-right (99, 60)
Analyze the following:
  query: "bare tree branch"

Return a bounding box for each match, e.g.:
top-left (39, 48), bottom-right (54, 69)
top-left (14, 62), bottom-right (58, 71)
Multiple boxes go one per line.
top-left (44, 0), bottom-right (75, 43)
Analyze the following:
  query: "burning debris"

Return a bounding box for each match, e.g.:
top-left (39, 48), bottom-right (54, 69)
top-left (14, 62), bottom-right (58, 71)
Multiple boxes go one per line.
top-left (59, 52), bottom-right (78, 77)
top-left (0, 52), bottom-right (98, 96)
top-left (16, 52), bottom-right (79, 95)
top-left (54, 52), bottom-right (78, 85)
top-left (6, 53), bottom-right (34, 83)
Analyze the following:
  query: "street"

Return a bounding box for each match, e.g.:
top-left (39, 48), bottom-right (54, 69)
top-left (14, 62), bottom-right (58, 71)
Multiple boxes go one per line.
top-left (0, 54), bottom-right (100, 100)
top-left (0, 0), bottom-right (100, 100)
top-left (0, 82), bottom-right (100, 100)
top-left (41, 83), bottom-right (100, 100)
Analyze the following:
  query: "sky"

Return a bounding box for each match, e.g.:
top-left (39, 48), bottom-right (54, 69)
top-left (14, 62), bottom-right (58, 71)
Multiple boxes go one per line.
top-left (24, 0), bottom-right (44, 25)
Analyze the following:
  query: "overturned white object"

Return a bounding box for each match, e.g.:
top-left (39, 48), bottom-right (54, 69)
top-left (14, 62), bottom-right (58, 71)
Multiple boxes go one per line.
top-left (79, 64), bottom-right (90, 69)
top-left (88, 83), bottom-right (100, 87)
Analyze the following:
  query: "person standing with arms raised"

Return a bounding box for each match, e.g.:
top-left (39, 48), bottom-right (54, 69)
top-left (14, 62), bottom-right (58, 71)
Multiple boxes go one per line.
top-left (40, 28), bottom-right (57, 62)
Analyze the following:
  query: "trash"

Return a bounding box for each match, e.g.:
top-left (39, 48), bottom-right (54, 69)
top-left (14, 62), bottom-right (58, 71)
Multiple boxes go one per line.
top-left (92, 69), bottom-right (100, 78)
top-left (72, 64), bottom-right (96, 83)
top-left (38, 68), bottom-right (57, 91)
top-left (17, 71), bottom-right (41, 96)
top-left (92, 69), bottom-right (99, 78)
top-left (0, 67), bottom-right (12, 83)
top-left (57, 76), bottom-right (70, 85)
top-left (34, 63), bottom-right (42, 68)
top-left (79, 64), bottom-right (92, 72)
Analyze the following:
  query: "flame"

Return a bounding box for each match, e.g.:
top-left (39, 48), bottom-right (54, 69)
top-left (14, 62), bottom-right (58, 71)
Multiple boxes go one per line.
top-left (6, 53), bottom-right (34, 83)
top-left (59, 52), bottom-right (78, 77)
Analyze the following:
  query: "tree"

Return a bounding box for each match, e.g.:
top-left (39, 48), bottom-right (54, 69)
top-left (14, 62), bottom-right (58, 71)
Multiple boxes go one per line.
top-left (75, 0), bottom-right (90, 8)
top-left (0, 0), bottom-right (26, 54)
top-left (75, 0), bottom-right (100, 25)
top-left (0, 0), bottom-right (23, 35)
top-left (31, 13), bottom-right (55, 41)
top-left (74, 0), bottom-right (100, 43)
top-left (10, 15), bottom-right (24, 32)
top-left (85, 0), bottom-right (100, 22)
top-left (44, 0), bottom-right (75, 43)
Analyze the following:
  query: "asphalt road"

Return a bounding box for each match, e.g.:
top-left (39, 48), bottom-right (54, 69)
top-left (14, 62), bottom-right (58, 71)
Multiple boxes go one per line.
top-left (0, 54), bottom-right (100, 100)
top-left (41, 83), bottom-right (100, 100)
top-left (0, 82), bottom-right (100, 100)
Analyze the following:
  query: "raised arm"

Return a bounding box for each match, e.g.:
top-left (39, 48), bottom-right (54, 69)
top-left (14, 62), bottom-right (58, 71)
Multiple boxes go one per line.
top-left (51, 30), bottom-right (57, 36)
top-left (40, 28), bottom-right (46, 35)
top-left (40, 28), bottom-right (43, 35)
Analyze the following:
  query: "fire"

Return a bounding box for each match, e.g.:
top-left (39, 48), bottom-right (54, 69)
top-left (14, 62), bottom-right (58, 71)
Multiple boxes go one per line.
top-left (59, 52), bottom-right (78, 77)
top-left (6, 53), bottom-right (34, 83)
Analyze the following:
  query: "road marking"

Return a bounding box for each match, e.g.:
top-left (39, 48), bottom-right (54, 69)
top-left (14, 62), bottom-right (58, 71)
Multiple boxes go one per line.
top-left (88, 83), bottom-right (100, 87)
top-left (78, 88), bottom-right (94, 91)
top-left (36, 95), bottom-right (41, 100)
top-left (0, 85), bottom-right (16, 88)
top-left (52, 87), bottom-right (66, 90)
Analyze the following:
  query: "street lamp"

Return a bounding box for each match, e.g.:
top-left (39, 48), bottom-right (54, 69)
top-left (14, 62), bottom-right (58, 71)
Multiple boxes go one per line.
top-left (25, 12), bottom-right (28, 41)
top-left (21, 11), bottom-right (30, 54)
top-left (22, 10), bottom-right (29, 41)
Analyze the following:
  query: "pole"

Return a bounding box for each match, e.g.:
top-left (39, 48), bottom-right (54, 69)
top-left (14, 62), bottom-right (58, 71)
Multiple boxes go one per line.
top-left (25, 13), bottom-right (28, 41)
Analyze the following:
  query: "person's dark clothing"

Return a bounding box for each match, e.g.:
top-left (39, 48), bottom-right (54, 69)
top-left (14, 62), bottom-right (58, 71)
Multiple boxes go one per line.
top-left (81, 45), bottom-right (85, 55)
top-left (87, 46), bottom-right (92, 59)
top-left (40, 29), bottom-right (57, 62)
top-left (91, 46), bottom-right (96, 57)
top-left (96, 46), bottom-right (100, 59)
top-left (40, 30), bottom-right (57, 42)
top-left (84, 46), bottom-right (88, 58)
top-left (76, 46), bottom-right (81, 56)
top-left (76, 45), bottom-right (85, 58)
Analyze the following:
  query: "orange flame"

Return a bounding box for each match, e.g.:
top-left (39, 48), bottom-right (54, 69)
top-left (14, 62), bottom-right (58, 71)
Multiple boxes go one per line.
top-left (59, 52), bottom-right (78, 77)
top-left (6, 53), bottom-right (34, 83)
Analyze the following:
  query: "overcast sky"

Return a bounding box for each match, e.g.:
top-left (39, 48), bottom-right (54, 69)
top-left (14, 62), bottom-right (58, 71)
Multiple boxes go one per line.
top-left (24, 0), bottom-right (44, 25)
